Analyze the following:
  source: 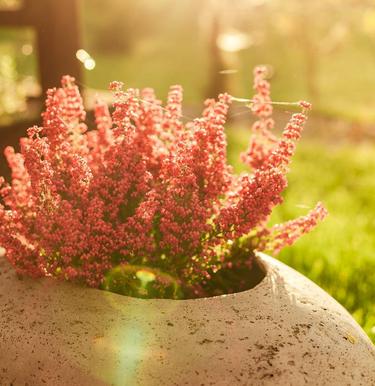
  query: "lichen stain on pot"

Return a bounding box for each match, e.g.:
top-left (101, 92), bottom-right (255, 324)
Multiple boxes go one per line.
top-left (0, 253), bottom-right (374, 386)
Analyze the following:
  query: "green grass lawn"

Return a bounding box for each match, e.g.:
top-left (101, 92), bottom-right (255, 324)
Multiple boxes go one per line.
top-left (227, 127), bottom-right (375, 342)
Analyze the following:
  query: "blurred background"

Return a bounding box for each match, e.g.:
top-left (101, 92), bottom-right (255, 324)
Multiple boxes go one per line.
top-left (0, 0), bottom-right (374, 341)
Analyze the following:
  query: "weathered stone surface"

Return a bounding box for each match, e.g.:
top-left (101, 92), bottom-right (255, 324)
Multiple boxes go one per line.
top-left (0, 253), bottom-right (374, 385)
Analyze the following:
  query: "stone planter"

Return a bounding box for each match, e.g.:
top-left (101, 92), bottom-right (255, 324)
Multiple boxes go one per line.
top-left (0, 252), bottom-right (374, 385)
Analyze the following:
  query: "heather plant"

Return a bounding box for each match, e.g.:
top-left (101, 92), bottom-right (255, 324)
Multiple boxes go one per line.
top-left (0, 67), bottom-right (327, 298)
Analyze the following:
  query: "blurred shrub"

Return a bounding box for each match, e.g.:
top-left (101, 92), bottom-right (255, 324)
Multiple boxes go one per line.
top-left (83, 0), bottom-right (166, 54)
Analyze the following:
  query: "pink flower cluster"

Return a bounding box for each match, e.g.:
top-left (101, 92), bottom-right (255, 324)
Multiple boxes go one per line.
top-left (0, 68), bottom-right (327, 292)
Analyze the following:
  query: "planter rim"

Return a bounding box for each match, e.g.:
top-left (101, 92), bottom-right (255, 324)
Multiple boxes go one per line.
top-left (0, 250), bottom-right (268, 302)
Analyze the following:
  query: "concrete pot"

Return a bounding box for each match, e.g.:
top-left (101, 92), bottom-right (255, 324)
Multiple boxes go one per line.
top-left (0, 253), bottom-right (374, 385)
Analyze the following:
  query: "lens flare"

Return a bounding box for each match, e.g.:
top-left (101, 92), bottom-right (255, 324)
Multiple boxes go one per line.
top-left (84, 58), bottom-right (96, 70)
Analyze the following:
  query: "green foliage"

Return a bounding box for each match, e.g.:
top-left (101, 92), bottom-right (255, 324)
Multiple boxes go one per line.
top-left (228, 127), bottom-right (375, 342)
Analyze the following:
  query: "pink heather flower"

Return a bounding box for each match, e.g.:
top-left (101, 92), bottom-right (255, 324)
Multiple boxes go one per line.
top-left (260, 202), bottom-right (328, 254)
top-left (0, 68), bottom-right (326, 293)
top-left (241, 66), bottom-right (278, 170)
